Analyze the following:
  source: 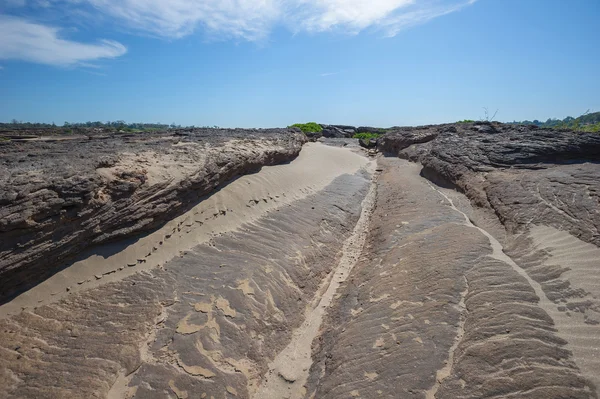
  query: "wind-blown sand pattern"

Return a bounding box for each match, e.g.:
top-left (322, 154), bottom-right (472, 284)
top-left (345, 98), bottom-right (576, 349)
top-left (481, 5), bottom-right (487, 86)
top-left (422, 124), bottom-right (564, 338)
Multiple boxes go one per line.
top-left (0, 143), bottom-right (368, 318)
top-left (306, 158), bottom-right (594, 399)
top-left (254, 168), bottom-right (377, 399)
top-left (0, 143), bottom-right (374, 399)
top-left (507, 226), bottom-right (600, 390)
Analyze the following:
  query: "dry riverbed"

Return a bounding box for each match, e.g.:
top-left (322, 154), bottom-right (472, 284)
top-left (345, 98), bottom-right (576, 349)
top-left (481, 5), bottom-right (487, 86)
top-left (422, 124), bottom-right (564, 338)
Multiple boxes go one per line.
top-left (1, 133), bottom-right (599, 399)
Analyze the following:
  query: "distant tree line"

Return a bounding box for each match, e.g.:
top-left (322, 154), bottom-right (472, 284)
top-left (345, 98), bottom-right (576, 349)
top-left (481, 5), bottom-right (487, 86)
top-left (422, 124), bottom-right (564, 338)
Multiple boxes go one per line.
top-left (513, 111), bottom-right (600, 133)
top-left (0, 120), bottom-right (222, 132)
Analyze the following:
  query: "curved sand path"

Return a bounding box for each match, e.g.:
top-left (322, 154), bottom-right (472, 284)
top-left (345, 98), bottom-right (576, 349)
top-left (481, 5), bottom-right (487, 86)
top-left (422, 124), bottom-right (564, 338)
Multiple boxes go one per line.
top-left (0, 143), bottom-right (376, 399)
top-left (0, 143), bottom-right (370, 318)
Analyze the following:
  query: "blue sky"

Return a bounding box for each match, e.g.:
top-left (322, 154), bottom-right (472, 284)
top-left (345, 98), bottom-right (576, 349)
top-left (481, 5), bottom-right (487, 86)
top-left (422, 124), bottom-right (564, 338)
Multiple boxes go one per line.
top-left (1, 0), bottom-right (599, 127)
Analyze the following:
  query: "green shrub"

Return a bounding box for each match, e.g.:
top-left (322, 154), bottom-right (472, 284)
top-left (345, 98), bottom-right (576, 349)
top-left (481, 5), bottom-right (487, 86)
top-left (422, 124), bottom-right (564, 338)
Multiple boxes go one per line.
top-left (353, 133), bottom-right (381, 140)
top-left (457, 120), bottom-right (475, 123)
top-left (290, 122), bottom-right (323, 133)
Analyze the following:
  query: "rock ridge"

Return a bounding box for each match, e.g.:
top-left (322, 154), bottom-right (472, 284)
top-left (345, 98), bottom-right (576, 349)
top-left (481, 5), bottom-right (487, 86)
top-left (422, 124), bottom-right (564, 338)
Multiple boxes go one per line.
top-left (378, 122), bottom-right (600, 245)
top-left (0, 128), bottom-right (306, 302)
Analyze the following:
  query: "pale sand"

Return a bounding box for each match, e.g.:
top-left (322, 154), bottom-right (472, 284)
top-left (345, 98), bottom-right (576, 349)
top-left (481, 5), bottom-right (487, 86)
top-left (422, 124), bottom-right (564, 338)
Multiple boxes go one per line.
top-left (0, 143), bottom-right (370, 318)
top-left (527, 225), bottom-right (600, 390)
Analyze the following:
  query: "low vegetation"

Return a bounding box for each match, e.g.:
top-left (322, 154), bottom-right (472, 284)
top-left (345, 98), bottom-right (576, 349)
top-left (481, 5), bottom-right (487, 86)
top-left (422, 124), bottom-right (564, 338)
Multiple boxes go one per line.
top-left (290, 122), bottom-right (323, 134)
top-left (353, 133), bottom-right (381, 140)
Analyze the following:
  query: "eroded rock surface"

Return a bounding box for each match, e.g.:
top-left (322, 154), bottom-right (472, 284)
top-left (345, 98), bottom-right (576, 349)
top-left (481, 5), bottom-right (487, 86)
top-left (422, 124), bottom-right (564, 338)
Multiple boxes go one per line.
top-left (378, 122), bottom-right (600, 244)
top-left (372, 124), bottom-right (600, 395)
top-left (2, 123), bottom-right (600, 399)
top-left (0, 166), bottom-right (373, 399)
top-left (307, 158), bottom-right (595, 399)
top-left (0, 129), bottom-right (306, 302)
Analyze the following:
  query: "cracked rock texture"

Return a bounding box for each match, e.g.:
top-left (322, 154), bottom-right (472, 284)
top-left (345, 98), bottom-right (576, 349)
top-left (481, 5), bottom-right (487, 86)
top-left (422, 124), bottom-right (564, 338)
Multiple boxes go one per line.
top-left (378, 122), bottom-right (600, 245)
top-left (0, 129), bottom-right (306, 302)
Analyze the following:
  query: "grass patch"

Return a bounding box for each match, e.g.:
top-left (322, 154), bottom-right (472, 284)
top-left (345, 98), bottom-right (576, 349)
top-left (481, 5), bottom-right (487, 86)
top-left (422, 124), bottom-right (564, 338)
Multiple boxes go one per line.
top-left (457, 120), bottom-right (475, 123)
top-left (290, 122), bottom-right (323, 133)
top-left (579, 122), bottom-right (600, 133)
top-left (353, 133), bottom-right (381, 140)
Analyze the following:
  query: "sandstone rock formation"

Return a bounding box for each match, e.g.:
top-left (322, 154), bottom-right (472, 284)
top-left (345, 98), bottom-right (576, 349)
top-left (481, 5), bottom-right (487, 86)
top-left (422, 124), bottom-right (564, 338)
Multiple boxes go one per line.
top-left (2, 122), bottom-right (600, 399)
top-left (367, 123), bottom-right (600, 396)
top-left (307, 157), bottom-right (596, 399)
top-left (0, 142), bottom-right (372, 399)
top-left (0, 129), bottom-right (306, 302)
top-left (378, 122), bottom-right (600, 245)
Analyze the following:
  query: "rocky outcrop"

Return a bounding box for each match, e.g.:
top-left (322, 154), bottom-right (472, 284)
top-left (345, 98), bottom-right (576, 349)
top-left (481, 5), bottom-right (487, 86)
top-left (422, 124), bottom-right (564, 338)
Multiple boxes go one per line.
top-left (320, 125), bottom-right (355, 138)
top-left (376, 122), bottom-right (600, 394)
top-left (378, 122), bottom-right (600, 245)
top-left (307, 158), bottom-right (595, 398)
top-left (356, 126), bottom-right (384, 134)
top-left (0, 155), bottom-right (371, 399)
top-left (0, 129), bottom-right (306, 302)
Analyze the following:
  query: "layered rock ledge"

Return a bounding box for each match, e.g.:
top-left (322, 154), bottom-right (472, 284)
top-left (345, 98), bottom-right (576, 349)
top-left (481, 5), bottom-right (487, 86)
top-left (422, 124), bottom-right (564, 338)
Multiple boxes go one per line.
top-left (0, 129), bottom-right (306, 302)
top-left (374, 123), bottom-right (600, 394)
top-left (378, 122), bottom-right (600, 245)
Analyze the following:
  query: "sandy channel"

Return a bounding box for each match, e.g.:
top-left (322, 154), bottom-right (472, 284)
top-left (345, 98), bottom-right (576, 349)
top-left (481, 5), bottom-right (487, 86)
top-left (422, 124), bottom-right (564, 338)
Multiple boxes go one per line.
top-left (0, 143), bottom-right (370, 318)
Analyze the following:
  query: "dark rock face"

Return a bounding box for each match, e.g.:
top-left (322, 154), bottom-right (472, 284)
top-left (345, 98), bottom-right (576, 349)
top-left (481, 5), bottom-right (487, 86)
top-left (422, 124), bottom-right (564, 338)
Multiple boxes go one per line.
top-left (378, 123), bottom-right (600, 244)
top-left (358, 138), bottom-right (377, 149)
top-left (378, 125), bottom-right (440, 154)
top-left (0, 129), bottom-right (306, 303)
top-left (320, 125), bottom-right (355, 138)
top-left (356, 126), bottom-right (383, 134)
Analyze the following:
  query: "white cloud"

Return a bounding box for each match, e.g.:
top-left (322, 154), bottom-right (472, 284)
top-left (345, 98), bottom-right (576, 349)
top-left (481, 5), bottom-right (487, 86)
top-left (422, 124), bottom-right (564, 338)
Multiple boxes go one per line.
top-left (60, 0), bottom-right (477, 40)
top-left (0, 15), bottom-right (126, 66)
top-left (292, 0), bottom-right (413, 34)
top-left (81, 0), bottom-right (281, 40)
top-left (0, 0), bottom-right (476, 66)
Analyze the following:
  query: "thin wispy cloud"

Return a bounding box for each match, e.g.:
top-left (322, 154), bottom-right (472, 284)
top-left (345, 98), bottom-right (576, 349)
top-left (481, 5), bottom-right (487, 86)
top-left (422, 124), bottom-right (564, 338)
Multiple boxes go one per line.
top-left (83, 0), bottom-right (477, 39)
top-left (5, 0), bottom-right (477, 40)
top-left (320, 71), bottom-right (340, 77)
top-left (0, 15), bottom-right (127, 66)
top-left (380, 0), bottom-right (478, 36)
